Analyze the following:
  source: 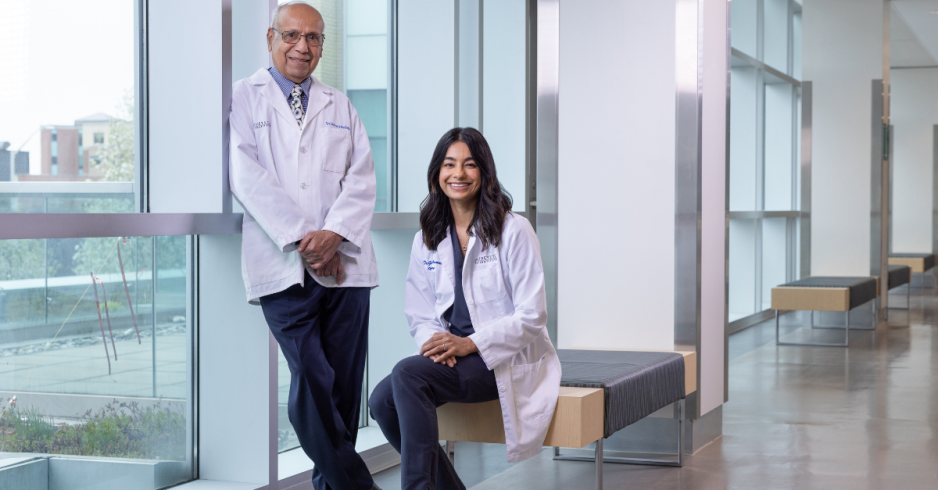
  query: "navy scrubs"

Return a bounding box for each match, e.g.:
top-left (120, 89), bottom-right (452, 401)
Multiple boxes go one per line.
top-left (369, 228), bottom-right (499, 490)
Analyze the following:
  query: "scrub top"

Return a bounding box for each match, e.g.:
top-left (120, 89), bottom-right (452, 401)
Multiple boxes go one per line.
top-left (443, 224), bottom-right (475, 338)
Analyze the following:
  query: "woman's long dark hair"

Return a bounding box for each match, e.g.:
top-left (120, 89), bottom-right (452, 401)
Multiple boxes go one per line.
top-left (419, 127), bottom-right (513, 251)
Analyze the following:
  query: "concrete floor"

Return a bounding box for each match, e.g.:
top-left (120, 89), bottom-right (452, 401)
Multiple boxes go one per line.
top-left (373, 285), bottom-right (938, 490)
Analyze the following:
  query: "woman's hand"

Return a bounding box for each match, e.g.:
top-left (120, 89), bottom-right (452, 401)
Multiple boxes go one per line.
top-left (420, 332), bottom-right (478, 366)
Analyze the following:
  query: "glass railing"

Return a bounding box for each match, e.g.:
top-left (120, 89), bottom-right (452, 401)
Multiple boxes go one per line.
top-left (0, 235), bottom-right (192, 489)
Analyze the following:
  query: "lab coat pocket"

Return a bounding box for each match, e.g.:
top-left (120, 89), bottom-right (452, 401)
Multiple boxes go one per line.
top-left (321, 128), bottom-right (350, 173)
top-left (472, 264), bottom-right (506, 304)
top-left (509, 355), bottom-right (553, 422)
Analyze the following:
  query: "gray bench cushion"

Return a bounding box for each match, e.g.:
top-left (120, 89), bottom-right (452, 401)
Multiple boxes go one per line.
top-left (779, 277), bottom-right (878, 309)
top-left (888, 265), bottom-right (911, 289)
top-left (558, 350), bottom-right (685, 438)
top-left (890, 253), bottom-right (936, 271)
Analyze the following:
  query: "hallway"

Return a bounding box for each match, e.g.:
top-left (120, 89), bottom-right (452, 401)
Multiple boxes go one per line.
top-left (373, 284), bottom-right (938, 489)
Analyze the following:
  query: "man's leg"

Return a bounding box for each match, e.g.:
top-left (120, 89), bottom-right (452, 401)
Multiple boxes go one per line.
top-left (314, 285), bottom-right (373, 490)
top-left (260, 279), bottom-right (370, 490)
top-left (390, 353), bottom-right (498, 490)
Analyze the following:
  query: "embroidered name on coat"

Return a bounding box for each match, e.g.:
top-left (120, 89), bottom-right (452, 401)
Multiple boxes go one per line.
top-left (474, 255), bottom-right (498, 265)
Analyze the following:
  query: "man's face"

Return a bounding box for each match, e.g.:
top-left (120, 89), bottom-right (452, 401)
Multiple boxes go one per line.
top-left (267, 5), bottom-right (324, 84)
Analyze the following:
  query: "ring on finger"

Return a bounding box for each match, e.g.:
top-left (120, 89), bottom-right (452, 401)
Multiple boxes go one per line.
top-left (443, 343), bottom-right (447, 352)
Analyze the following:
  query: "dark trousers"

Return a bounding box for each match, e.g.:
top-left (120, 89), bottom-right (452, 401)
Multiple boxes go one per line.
top-left (369, 353), bottom-right (498, 490)
top-left (260, 273), bottom-right (373, 490)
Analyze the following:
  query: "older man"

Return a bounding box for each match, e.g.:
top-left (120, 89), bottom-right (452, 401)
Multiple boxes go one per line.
top-left (228, 2), bottom-right (378, 489)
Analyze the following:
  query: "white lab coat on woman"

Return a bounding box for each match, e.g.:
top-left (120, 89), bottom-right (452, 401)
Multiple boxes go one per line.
top-left (405, 213), bottom-right (561, 463)
top-left (229, 68), bottom-right (378, 303)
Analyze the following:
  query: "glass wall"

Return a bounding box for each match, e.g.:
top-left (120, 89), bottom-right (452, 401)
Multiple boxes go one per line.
top-left (0, 0), bottom-right (139, 211)
top-left (728, 0), bottom-right (803, 323)
top-left (0, 235), bottom-right (194, 489)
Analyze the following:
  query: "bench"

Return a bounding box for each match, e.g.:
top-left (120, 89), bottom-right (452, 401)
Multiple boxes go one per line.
top-left (885, 265), bottom-right (911, 320)
top-left (437, 349), bottom-right (696, 490)
top-left (771, 276), bottom-right (879, 347)
top-left (889, 253), bottom-right (937, 288)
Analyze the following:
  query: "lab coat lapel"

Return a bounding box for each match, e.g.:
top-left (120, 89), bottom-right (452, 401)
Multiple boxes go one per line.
top-left (303, 77), bottom-right (331, 128)
top-left (258, 74), bottom-right (301, 130)
top-left (437, 229), bottom-right (456, 290)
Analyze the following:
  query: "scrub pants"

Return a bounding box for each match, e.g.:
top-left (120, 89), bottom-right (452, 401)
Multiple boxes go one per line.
top-left (260, 273), bottom-right (373, 490)
top-left (369, 353), bottom-right (498, 490)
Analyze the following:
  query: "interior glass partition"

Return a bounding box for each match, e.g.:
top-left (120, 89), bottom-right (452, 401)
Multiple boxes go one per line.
top-left (728, 0), bottom-right (803, 325)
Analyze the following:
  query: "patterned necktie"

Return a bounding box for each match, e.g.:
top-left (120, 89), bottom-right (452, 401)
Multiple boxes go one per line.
top-left (290, 84), bottom-right (305, 127)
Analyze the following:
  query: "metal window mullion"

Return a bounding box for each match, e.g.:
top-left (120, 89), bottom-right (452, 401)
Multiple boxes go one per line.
top-left (755, 217), bottom-right (763, 313)
top-left (390, 0), bottom-right (399, 212)
top-left (757, 0), bottom-right (765, 63)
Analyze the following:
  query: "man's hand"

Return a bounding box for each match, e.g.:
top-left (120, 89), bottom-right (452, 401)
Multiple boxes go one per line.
top-left (313, 252), bottom-right (345, 284)
top-left (420, 332), bottom-right (478, 366)
top-left (298, 230), bottom-right (343, 269)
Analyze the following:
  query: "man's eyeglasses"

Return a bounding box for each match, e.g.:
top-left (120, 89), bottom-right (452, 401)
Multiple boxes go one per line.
top-left (272, 28), bottom-right (325, 47)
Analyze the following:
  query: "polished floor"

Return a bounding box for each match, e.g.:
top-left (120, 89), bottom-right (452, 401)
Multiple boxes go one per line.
top-left (373, 284), bottom-right (938, 489)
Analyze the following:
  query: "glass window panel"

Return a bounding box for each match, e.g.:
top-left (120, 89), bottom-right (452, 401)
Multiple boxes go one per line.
top-left (764, 0), bottom-right (790, 72)
top-left (792, 12), bottom-right (803, 80)
top-left (729, 219), bottom-right (758, 321)
top-left (0, 0), bottom-right (139, 212)
top-left (0, 235), bottom-right (193, 489)
top-left (731, 0), bottom-right (758, 57)
top-left (483, 0), bottom-right (527, 212)
top-left (761, 218), bottom-right (788, 311)
top-left (764, 83), bottom-right (794, 211)
top-left (730, 66), bottom-right (759, 211)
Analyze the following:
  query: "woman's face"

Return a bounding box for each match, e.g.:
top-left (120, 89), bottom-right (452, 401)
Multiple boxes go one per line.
top-left (439, 141), bottom-right (481, 206)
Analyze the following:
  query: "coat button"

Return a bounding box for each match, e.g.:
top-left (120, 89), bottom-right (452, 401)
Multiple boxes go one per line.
top-left (300, 183), bottom-right (308, 189)
top-left (498, 385), bottom-right (506, 393)
top-left (300, 147), bottom-right (307, 154)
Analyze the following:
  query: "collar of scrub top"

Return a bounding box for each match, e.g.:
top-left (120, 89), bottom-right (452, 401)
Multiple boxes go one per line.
top-left (268, 66), bottom-right (312, 112)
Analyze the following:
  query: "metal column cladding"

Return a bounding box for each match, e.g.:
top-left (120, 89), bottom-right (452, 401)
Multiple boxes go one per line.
top-left (535, 0), bottom-right (559, 345)
top-left (933, 126), bottom-right (938, 255)
top-left (870, 79), bottom-right (888, 316)
top-left (673, 0), bottom-right (702, 419)
top-left (800, 82), bottom-right (812, 278)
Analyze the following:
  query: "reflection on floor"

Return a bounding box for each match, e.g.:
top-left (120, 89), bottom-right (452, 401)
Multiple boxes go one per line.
top-left (373, 285), bottom-right (938, 489)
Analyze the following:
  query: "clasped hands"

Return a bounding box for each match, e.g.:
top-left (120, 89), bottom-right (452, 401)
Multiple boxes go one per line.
top-left (420, 332), bottom-right (477, 368)
top-left (298, 230), bottom-right (345, 284)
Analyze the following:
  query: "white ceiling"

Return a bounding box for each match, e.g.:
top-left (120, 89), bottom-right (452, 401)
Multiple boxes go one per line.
top-left (892, 1), bottom-right (938, 68)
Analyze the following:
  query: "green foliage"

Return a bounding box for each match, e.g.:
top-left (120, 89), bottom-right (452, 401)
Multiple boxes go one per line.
top-left (92, 90), bottom-right (136, 183)
top-left (0, 239), bottom-right (54, 281)
top-left (0, 399), bottom-right (186, 460)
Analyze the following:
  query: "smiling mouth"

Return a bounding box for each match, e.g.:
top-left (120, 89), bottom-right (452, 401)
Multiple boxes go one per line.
top-left (289, 56), bottom-right (310, 64)
top-left (448, 183), bottom-right (470, 189)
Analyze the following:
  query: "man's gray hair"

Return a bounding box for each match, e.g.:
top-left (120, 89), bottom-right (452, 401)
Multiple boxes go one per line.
top-left (271, 1), bottom-right (316, 30)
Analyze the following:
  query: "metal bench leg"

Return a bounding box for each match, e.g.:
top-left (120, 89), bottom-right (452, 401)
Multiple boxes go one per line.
top-left (446, 440), bottom-right (455, 465)
top-left (595, 437), bottom-right (603, 490)
top-left (678, 398), bottom-right (685, 467)
top-left (553, 399), bottom-right (686, 469)
top-left (777, 309), bottom-right (851, 347)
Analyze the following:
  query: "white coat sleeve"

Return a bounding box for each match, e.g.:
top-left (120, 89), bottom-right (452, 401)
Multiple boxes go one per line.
top-left (228, 82), bottom-right (315, 252)
top-left (469, 218), bottom-right (549, 371)
top-left (321, 102), bottom-right (376, 253)
top-left (405, 234), bottom-right (447, 350)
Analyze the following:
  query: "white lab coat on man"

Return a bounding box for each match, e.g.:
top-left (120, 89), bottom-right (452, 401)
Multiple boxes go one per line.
top-left (229, 68), bottom-right (378, 303)
top-left (405, 213), bottom-right (561, 463)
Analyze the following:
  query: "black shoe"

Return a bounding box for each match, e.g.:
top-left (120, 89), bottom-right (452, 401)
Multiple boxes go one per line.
top-left (371, 484), bottom-right (383, 490)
